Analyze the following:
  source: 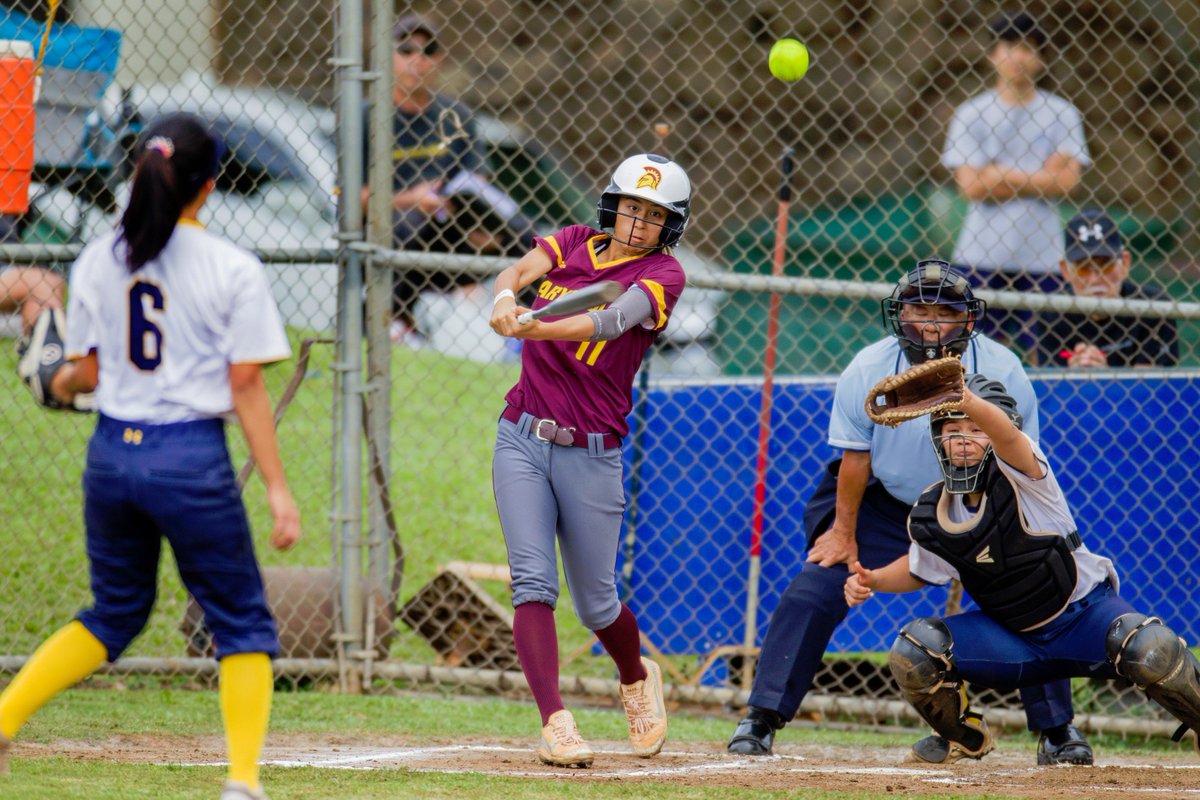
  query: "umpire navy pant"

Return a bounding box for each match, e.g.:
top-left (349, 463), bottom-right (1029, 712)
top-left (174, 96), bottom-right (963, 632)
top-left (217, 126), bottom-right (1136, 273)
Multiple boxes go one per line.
top-left (746, 459), bottom-right (1077, 731)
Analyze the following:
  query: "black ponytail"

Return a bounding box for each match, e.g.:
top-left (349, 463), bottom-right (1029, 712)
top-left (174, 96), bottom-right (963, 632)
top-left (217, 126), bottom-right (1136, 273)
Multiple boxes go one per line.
top-left (116, 113), bottom-right (224, 271)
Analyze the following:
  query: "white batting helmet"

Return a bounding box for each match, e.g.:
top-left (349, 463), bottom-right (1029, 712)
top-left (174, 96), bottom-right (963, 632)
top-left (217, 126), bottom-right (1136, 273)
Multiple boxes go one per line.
top-left (596, 153), bottom-right (691, 247)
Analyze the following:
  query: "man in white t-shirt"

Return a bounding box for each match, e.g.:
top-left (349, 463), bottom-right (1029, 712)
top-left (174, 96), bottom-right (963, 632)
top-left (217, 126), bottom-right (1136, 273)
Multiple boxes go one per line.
top-left (845, 375), bottom-right (1200, 764)
top-left (942, 12), bottom-right (1090, 355)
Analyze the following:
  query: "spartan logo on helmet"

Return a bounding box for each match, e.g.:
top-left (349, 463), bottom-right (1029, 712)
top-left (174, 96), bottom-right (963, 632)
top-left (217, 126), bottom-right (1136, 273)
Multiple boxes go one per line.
top-left (597, 153), bottom-right (691, 248)
top-left (636, 166), bottom-right (663, 191)
top-left (929, 374), bottom-right (1023, 494)
top-left (881, 259), bottom-right (986, 365)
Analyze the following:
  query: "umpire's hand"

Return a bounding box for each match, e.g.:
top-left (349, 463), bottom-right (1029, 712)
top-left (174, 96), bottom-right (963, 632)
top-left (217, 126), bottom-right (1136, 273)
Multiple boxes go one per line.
top-left (806, 519), bottom-right (857, 568)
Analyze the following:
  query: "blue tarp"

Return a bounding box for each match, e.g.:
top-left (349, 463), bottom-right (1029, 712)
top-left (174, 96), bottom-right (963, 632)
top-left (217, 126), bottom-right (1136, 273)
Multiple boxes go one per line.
top-left (0, 12), bottom-right (120, 75)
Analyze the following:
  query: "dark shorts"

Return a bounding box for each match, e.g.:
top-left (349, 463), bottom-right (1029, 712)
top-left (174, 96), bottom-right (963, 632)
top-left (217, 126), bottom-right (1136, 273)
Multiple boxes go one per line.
top-left (953, 265), bottom-right (1064, 356)
top-left (78, 414), bottom-right (278, 660)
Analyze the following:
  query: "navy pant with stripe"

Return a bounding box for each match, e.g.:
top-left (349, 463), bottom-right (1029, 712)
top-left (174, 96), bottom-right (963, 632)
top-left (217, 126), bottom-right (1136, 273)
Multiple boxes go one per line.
top-left (746, 459), bottom-right (1077, 731)
top-left (78, 415), bottom-right (278, 661)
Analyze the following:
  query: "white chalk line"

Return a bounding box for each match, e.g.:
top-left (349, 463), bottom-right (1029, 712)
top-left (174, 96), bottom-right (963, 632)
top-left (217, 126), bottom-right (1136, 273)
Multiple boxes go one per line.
top-left (164, 743), bottom-right (1200, 791)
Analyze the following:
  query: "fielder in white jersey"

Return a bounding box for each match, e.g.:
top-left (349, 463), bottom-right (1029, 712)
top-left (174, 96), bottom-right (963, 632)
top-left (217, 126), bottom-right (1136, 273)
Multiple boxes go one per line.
top-left (67, 223), bottom-right (290, 422)
top-left (0, 113), bottom-right (298, 800)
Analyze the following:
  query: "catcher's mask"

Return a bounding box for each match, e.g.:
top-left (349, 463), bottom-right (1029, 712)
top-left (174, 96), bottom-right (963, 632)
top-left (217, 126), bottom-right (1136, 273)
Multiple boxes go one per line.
top-left (597, 153), bottom-right (691, 248)
top-left (882, 260), bottom-right (986, 364)
top-left (930, 373), bottom-right (1023, 494)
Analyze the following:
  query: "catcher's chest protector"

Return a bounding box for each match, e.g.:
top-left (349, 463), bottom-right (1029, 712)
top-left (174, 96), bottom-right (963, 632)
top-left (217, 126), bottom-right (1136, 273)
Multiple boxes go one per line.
top-left (909, 468), bottom-right (1079, 632)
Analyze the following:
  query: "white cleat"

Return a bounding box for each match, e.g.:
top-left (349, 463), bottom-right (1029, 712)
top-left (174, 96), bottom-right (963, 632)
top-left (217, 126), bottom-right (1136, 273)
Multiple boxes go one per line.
top-left (220, 779), bottom-right (269, 800)
top-left (536, 709), bottom-right (594, 768)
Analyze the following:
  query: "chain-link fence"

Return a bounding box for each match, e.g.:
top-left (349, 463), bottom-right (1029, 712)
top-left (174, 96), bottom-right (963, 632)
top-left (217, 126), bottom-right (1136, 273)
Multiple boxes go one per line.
top-left (2, 0), bottom-right (1199, 738)
top-left (0, 0), bottom-right (344, 686)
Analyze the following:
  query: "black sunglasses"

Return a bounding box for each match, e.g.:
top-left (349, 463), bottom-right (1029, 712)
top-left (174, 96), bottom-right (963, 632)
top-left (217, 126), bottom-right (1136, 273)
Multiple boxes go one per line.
top-left (396, 40), bottom-right (439, 57)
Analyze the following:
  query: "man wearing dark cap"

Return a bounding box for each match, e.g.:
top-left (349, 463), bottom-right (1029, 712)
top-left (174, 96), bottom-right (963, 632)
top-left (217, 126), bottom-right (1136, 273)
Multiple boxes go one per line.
top-left (365, 14), bottom-right (530, 344)
top-left (1039, 209), bottom-right (1178, 367)
top-left (942, 12), bottom-right (1090, 356)
top-left (728, 260), bottom-right (1094, 766)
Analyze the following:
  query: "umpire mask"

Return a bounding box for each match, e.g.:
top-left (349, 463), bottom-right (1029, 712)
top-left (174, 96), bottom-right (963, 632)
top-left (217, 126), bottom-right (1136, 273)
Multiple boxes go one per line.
top-left (881, 260), bottom-right (985, 364)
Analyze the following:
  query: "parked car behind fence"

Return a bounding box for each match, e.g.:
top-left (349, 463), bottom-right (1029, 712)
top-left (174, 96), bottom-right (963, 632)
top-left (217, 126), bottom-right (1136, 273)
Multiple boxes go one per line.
top-left (27, 72), bottom-right (724, 374)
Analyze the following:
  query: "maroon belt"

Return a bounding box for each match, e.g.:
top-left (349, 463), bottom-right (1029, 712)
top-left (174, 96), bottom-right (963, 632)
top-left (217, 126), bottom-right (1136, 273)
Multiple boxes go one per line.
top-left (501, 405), bottom-right (621, 450)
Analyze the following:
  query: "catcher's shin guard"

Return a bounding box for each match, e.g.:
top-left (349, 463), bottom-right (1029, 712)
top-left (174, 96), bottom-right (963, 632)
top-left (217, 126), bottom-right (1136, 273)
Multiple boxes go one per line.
top-left (1107, 613), bottom-right (1200, 750)
top-left (889, 618), bottom-right (992, 760)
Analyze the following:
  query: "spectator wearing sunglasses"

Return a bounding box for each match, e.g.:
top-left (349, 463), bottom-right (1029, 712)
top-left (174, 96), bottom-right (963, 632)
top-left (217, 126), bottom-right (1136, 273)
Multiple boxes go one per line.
top-left (363, 14), bottom-right (531, 346)
top-left (1038, 210), bottom-right (1178, 368)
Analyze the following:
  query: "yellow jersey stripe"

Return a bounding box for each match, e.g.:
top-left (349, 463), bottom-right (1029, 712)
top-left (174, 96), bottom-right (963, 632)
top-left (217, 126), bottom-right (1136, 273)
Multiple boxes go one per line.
top-left (641, 279), bottom-right (669, 330)
top-left (544, 235), bottom-right (565, 267)
top-left (588, 235), bottom-right (649, 270)
top-left (392, 143), bottom-right (448, 160)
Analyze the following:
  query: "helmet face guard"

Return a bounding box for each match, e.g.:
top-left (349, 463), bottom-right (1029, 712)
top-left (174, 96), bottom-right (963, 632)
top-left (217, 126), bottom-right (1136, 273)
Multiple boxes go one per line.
top-left (596, 153), bottom-right (691, 248)
top-left (930, 410), bottom-right (994, 494)
top-left (882, 260), bottom-right (986, 363)
top-left (929, 374), bottom-right (1023, 494)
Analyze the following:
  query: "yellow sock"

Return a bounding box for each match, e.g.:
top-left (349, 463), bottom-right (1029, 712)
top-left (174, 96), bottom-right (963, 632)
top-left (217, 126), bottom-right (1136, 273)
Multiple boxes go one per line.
top-left (219, 652), bottom-right (273, 789)
top-left (0, 621), bottom-right (107, 739)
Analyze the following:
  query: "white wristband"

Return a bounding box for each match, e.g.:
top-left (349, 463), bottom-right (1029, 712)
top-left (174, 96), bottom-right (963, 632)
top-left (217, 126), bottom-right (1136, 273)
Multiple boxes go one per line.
top-left (493, 289), bottom-right (516, 306)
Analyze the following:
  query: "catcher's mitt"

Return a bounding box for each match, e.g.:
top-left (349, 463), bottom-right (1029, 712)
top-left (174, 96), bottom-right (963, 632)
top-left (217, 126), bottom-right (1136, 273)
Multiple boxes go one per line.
top-left (16, 308), bottom-right (94, 412)
top-left (865, 355), bottom-right (965, 428)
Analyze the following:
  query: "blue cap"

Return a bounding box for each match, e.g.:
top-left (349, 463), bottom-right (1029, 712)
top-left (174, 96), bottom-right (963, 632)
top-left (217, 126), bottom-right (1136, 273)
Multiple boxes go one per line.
top-left (1064, 209), bottom-right (1124, 261)
top-left (989, 12), bottom-right (1046, 47)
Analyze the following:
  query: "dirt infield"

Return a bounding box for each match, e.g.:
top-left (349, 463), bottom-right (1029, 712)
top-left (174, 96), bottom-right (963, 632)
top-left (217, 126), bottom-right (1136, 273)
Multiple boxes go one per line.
top-left (17, 734), bottom-right (1200, 798)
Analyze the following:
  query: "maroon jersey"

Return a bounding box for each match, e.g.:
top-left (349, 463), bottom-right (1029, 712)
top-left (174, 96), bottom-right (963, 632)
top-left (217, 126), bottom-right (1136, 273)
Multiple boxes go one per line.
top-left (503, 224), bottom-right (685, 437)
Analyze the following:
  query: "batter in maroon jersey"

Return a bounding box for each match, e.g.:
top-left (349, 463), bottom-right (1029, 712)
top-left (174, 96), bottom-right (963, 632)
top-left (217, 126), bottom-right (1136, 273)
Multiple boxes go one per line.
top-left (489, 153), bottom-right (691, 768)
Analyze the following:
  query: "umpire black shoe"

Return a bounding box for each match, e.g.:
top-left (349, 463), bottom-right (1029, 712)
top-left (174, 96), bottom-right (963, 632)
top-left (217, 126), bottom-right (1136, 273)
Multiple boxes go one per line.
top-left (1037, 723), bottom-right (1093, 765)
top-left (727, 706), bottom-right (784, 755)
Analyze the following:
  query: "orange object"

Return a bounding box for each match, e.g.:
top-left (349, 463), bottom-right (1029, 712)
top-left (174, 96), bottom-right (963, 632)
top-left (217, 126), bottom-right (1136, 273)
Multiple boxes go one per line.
top-left (0, 40), bottom-right (37, 215)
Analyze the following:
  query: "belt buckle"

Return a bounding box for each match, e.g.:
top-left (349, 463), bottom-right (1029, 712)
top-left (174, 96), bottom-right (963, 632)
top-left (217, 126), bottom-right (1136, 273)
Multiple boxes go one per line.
top-left (533, 418), bottom-right (576, 447)
top-left (533, 418), bottom-right (558, 443)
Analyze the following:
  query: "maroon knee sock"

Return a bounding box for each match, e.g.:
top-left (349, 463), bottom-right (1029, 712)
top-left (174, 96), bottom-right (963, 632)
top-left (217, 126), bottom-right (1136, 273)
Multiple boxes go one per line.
top-left (594, 603), bottom-right (648, 685)
top-left (513, 602), bottom-right (564, 725)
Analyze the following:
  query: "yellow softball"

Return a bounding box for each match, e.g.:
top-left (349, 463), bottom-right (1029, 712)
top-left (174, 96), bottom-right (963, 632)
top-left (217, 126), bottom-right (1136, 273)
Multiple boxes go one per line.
top-left (768, 39), bottom-right (810, 82)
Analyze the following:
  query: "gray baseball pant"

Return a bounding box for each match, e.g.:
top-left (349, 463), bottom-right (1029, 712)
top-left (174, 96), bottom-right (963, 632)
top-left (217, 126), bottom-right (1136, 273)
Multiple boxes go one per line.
top-left (492, 414), bottom-right (625, 630)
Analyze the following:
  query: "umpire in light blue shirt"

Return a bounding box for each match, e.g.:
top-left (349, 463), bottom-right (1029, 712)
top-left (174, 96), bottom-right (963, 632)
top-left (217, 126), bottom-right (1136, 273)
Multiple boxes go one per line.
top-left (727, 260), bottom-right (1094, 766)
